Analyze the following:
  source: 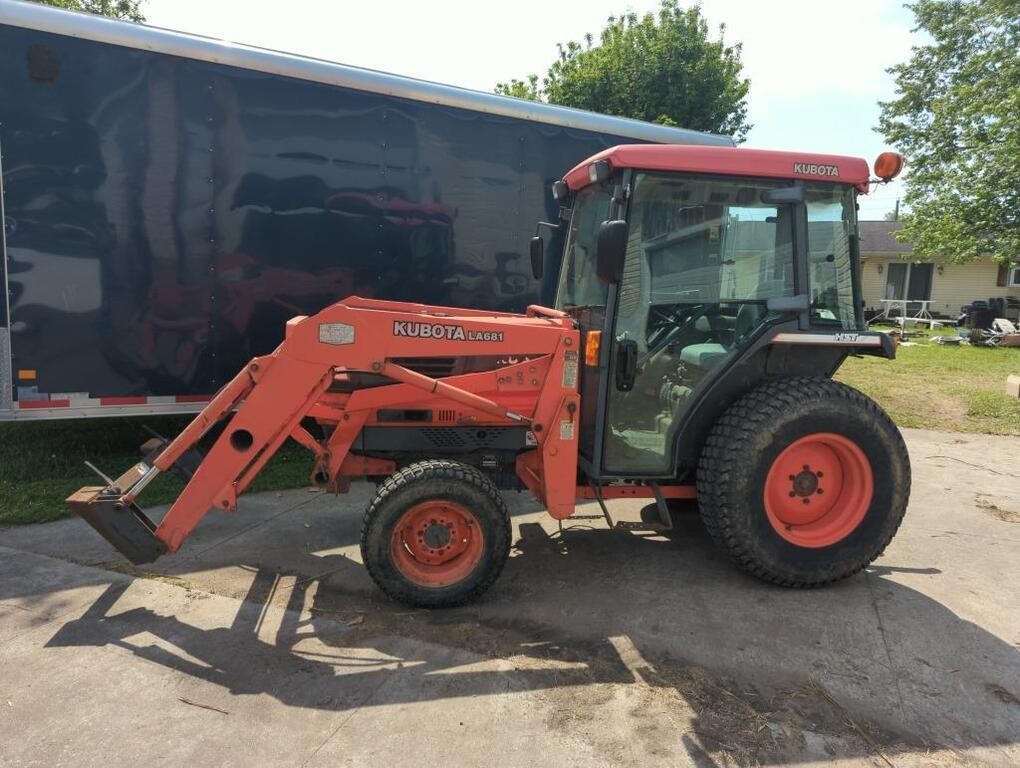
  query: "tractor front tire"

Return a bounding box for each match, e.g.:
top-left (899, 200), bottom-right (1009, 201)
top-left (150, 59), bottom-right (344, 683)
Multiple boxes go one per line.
top-left (360, 460), bottom-right (511, 608)
top-left (697, 377), bottom-right (910, 587)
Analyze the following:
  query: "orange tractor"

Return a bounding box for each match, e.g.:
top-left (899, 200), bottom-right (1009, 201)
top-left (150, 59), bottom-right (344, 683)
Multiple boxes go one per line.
top-left (68, 145), bottom-right (911, 607)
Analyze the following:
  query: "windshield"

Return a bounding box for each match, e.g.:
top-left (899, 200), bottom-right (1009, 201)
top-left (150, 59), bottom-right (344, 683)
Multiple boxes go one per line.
top-left (554, 184), bottom-right (613, 311)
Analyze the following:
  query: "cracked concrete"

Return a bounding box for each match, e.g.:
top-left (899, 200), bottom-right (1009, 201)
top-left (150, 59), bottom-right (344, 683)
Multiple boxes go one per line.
top-left (0, 427), bottom-right (1017, 766)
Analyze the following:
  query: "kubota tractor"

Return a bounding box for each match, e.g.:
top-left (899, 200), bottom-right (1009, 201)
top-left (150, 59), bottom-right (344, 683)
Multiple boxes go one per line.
top-left (68, 145), bottom-right (911, 608)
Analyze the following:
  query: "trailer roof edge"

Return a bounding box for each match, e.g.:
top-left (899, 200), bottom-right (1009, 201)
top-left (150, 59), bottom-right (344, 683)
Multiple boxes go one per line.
top-left (0, 0), bottom-right (735, 148)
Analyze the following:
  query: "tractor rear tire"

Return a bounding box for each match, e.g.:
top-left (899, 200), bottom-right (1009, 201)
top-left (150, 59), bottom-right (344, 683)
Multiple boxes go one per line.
top-left (697, 377), bottom-right (910, 587)
top-left (360, 460), bottom-right (511, 608)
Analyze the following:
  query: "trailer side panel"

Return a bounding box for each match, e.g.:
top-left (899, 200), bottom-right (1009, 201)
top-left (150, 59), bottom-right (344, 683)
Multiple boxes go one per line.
top-left (0, 14), bottom-right (729, 419)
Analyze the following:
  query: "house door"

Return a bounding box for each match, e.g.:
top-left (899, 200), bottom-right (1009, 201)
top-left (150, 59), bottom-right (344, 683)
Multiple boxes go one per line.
top-left (885, 262), bottom-right (933, 301)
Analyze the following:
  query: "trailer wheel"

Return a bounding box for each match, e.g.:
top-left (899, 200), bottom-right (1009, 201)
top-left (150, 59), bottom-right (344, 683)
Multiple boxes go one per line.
top-left (697, 377), bottom-right (910, 587)
top-left (360, 460), bottom-right (511, 608)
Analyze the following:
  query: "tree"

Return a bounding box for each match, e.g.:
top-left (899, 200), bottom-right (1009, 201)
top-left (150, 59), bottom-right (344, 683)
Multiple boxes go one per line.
top-left (878, 0), bottom-right (1019, 264)
top-left (496, 0), bottom-right (750, 141)
top-left (29, 0), bottom-right (145, 23)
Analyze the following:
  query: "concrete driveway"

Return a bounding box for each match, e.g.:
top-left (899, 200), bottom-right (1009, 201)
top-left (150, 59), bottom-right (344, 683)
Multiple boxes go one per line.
top-left (0, 428), bottom-right (1017, 767)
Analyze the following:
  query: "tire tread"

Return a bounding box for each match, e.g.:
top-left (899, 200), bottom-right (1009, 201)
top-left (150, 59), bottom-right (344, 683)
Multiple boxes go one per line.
top-left (697, 377), bottom-right (910, 587)
top-left (360, 459), bottom-right (511, 607)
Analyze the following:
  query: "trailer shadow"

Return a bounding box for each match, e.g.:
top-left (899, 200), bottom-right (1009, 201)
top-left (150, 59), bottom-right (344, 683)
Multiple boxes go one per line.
top-left (41, 513), bottom-right (1020, 764)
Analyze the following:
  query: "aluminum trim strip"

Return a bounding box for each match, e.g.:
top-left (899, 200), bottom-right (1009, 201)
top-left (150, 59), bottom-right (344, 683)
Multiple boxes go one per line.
top-left (2, 390), bottom-right (214, 420)
top-left (0, 401), bottom-right (208, 421)
top-left (0, 130), bottom-right (11, 413)
top-left (0, 0), bottom-right (733, 147)
top-left (0, 329), bottom-right (10, 412)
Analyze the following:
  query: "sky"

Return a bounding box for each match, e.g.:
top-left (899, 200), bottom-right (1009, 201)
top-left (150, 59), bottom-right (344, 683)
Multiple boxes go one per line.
top-left (143, 0), bottom-right (916, 220)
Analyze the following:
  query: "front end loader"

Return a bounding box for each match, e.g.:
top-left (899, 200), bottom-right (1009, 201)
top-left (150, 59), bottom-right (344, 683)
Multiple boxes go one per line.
top-left (69, 145), bottom-right (911, 607)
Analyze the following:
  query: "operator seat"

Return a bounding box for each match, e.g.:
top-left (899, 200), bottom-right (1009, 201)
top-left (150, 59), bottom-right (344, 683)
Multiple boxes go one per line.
top-left (679, 342), bottom-right (729, 370)
top-left (678, 302), bottom-right (765, 371)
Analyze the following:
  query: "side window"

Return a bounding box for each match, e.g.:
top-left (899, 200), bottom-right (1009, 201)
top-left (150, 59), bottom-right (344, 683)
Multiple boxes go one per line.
top-left (718, 207), bottom-right (794, 301)
top-left (806, 187), bottom-right (859, 329)
top-left (619, 176), bottom-right (795, 317)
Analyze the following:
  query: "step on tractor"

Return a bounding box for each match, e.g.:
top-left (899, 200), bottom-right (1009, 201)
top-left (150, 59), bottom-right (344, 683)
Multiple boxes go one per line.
top-left (68, 145), bottom-right (912, 608)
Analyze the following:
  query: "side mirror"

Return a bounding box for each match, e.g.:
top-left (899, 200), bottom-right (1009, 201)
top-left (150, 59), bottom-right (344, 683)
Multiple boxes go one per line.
top-left (596, 220), bottom-right (628, 285)
top-left (760, 186), bottom-right (805, 205)
top-left (529, 236), bottom-right (544, 280)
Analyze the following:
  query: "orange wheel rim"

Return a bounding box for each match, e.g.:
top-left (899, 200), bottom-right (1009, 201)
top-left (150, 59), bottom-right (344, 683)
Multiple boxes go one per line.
top-left (390, 500), bottom-right (484, 587)
top-left (763, 432), bottom-right (873, 548)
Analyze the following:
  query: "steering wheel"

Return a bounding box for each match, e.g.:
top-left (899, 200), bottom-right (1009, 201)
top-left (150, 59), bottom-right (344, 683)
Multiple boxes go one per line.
top-left (638, 303), bottom-right (711, 368)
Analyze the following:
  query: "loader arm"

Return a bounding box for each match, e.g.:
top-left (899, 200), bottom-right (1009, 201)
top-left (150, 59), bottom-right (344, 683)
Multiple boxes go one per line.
top-left (67, 297), bottom-right (580, 564)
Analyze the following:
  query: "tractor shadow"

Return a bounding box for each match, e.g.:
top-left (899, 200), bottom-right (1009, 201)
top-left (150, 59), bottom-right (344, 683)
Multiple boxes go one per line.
top-left (41, 511), bottom-right (1020, 764)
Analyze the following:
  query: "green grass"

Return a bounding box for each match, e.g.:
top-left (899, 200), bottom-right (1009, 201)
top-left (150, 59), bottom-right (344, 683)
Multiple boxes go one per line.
top-left (836, 326), bottom-right (1020, 436)
top-left (0, 416), bottom-right (312, 527)
top-left (2, 327), bottom-right (1017, 527)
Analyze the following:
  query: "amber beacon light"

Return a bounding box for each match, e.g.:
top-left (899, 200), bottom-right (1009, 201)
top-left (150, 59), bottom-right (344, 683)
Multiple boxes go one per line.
top-left (874, 152), bottom-right (905, 182)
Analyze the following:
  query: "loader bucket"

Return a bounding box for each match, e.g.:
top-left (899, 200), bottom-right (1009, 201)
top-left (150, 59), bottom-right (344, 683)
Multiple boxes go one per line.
top-left (66, 486), bottom-right (166, 564)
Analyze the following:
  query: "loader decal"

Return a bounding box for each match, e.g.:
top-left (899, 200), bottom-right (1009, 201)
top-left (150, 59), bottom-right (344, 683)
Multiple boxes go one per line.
top-left (393, 321), bottom-right (504, 342)
top-left (319, 323), bottom-right (356, 345)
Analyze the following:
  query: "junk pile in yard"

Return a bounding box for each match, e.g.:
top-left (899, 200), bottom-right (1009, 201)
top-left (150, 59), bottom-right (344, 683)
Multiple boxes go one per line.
top-left (959, 297), bottom-right (1020, 329)
top-left (979, 319), bottom-right (1020, 347)
top-left (947, 297), bottom-right (1020, 347)
top-left (873, 293), bottom-right (1020, 349)
top-left (882, 314), bottom-right (1020, 348)
top-left (929, 318), bottom-right (1020, 347)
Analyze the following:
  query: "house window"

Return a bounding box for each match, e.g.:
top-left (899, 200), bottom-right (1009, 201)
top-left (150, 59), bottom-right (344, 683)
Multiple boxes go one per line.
top-left (1008, 266), bottom-right (1020, 287)
top-left (885, 262), bottom-right (933, 301)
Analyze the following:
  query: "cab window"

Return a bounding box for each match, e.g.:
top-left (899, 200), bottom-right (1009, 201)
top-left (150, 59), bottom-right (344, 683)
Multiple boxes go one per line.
top-left (554, 185), bottom-right (613, 311)
top-left (806, 184), bottom-right (861, 329)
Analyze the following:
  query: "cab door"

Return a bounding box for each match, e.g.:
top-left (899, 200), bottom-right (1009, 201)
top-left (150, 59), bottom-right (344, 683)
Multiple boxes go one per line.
top-left (600, 172), bottom-right (795, 477)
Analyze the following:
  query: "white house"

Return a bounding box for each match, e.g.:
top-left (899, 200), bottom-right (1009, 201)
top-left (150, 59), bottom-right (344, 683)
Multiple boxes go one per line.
top-left (858, 221), bottom-right (1020, 320)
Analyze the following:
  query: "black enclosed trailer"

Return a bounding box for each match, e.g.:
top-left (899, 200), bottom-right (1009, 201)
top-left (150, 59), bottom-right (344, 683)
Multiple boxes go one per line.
top-left (0, 0), bottom-right (731, 421)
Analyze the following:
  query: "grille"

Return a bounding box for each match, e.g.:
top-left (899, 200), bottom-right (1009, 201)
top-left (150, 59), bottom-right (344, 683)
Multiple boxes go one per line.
top-left (420, 427), bottom-right (514, 449)
top-left (421, 429), bottom-right (468, 448)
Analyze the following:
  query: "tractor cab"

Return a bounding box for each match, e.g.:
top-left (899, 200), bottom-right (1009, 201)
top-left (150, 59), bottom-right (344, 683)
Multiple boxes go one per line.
top-left (539, 145), bottom-right (901, 481)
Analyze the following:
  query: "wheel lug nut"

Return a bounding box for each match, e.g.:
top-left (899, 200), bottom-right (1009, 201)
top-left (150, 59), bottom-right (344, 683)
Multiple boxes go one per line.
top-left (789, 491), bottom-right (796, 498)
top-left (788, 474), bottom-right (795, 481)
top-left (817, 488), bottom-right (824, 495)
top-left (817, 471), bottom-right (824, 478)
top-left (802, 498), bottom-right (810, 504)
